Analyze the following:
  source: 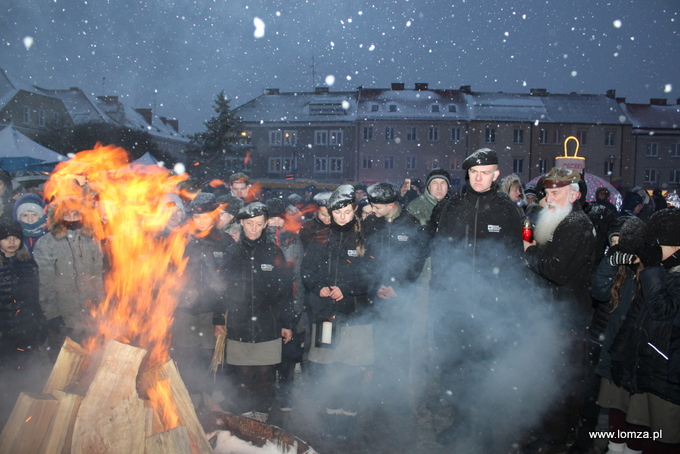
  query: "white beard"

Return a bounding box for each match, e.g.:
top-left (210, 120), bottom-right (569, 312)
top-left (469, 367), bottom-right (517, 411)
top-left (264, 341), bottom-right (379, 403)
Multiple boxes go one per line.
top-left (534, 203), bottom-right (572, 245)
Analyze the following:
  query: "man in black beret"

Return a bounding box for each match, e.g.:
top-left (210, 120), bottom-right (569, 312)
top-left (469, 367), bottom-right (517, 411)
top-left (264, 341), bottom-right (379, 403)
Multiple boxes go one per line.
top-left (429, 148), bottom-right (524, 447)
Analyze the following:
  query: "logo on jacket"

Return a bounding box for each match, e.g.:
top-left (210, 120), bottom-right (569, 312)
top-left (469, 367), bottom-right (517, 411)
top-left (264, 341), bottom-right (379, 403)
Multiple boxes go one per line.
top-left (397, 235), bottom-right (409, 242)
top-left (261, 264), bottom-right (274, 271)
top-left (347, 249), bottom-right (358, 257)
top-left (213, 251), bottom-right (224, 258)
top-left (487, 225), bottom-right (501, 233)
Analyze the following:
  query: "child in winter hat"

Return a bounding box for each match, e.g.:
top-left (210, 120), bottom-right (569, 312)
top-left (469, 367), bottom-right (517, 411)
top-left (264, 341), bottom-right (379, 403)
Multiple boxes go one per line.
top-left (12, 193), bottom-right (47, 253)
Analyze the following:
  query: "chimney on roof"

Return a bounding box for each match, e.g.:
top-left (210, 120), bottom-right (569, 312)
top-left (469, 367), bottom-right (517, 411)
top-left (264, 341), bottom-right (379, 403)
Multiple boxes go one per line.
top-left (415, 83), bottom-right (429, 91)
top-left (165, 118), bottom-right (179, 132)
top-left (135, 108), bottom-right (153, 125)
top-left (391, 83), bottom-right (405, 90)
top-left (315, 87), bottom-right (330, 94)
top-left (530, 88), bottom-right (548, 96)
top-left (97, 95), bottom-right (119, 103)
top-left (459, 85), bottom-right (471, 94)
top-left (616, 97), bottom-right (626, 104)
top-left (264, 88), bottom-right (280, 95)
top-left (606, 89), bottom-right (616, 99)
top-left (650, 98), bottom-right (667, 106)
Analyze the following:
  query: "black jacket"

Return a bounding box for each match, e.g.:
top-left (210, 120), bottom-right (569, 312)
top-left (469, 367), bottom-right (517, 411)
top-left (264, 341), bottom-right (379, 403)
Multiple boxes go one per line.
top-left (610, 266), bottom-right (680, 404)
top-left (430, 186), bottom-right (523, 293)
top-left (363, 207), bottom-right (428, 297)
top-left (301, 220), bottom-right (369, 323)
top-left (299, 216), bottom-right (330, 250)
top-left (0, 247), bottom-right (46, 353)
top-left (525, 202), bottom-right (596, 328)
top-left (215, 235), bottom-right (293, 343)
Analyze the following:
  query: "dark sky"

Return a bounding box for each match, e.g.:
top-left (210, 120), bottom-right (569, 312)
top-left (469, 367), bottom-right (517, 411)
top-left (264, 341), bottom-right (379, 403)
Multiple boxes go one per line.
top-left (2, 0), bottom-right (678, 134)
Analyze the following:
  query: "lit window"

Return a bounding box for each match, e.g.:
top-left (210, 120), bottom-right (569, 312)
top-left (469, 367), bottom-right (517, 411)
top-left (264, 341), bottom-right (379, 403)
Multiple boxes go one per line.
top-left (283, 130), bottom-right (297, 146)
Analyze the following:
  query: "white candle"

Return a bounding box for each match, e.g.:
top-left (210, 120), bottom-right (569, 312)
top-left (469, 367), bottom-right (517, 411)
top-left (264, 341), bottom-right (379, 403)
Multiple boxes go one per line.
top-left (321, 321), bottom-right (333, 344)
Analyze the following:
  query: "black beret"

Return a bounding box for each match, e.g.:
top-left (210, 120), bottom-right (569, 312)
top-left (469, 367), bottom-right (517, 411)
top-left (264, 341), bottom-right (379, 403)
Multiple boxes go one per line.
top-left (328, 185), bottom-right (355, 211)
top-left (237, 202), bottom-right (269, 220)
top-left (462, 148), bottom-right (498, 170)
top-left (367, 182), bottom-right (400, 204)
top-left (188, 192), bottom-right (219, 214)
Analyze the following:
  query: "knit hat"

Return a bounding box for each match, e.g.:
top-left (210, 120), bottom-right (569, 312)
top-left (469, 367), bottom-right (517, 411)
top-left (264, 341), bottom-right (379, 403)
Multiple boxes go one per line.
top-left (354, 183), bottom-right (367, 193)
top-left (188, 192), bottom-right (219, 215)
top-left (618, 217), bottom-right (646, 254)
top-left (543, 168), bottom-right (581, 189)
top-left (0, 219), bottom-right (23, 242)
top-left (644, 207), bottom-right (680, 246)
top-left (216, 194), bottom-right (243, 217)
top-left (237, 201), bottom-right (268, 220)
top-left (367, 182), bottom-right (400, 204)
top-left (266, 198), bottom-right (286, 219)
top-left (304, 184), bottom-right (317, 193)
top-left (312, 190), bottom-right (332, 207)
top-left (462, 148), bottom-right (498, 170)
top-left (426, 168), bottom-right (451, 189)
top-left (286, 193), bottom-right (303, 206)
top-left (328, 185), bottom-right (356, 211)
top-left (524, 184), bottom-right (537, 196)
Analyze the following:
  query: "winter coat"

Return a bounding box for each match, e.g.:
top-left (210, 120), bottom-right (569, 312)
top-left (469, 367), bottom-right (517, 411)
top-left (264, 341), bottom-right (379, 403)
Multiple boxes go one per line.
top-left (591, 259), bottom-right (637, 380)
top-left (525, 202), bottom-right (596, 330)
top-left (215, 234), bottom-right (293, 344)
top-left (363, 206), bottom-right (428, 298)
top-left (301, 220), bottom-right (369, 324)
top-left (32, 220), bottom-right (104, 330)
top-left (610, 265), bottom-right (680, 405)
top-left (0, 246), bottom-right (46, 352)
top-left (179, 228), bottom-right (233, 316)
top-left (430, 185), bottom-right (523, 293)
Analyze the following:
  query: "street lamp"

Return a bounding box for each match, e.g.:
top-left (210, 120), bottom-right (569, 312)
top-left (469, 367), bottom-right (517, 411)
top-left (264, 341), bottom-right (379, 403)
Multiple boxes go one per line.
top-left (608, 154), bottom-right (616, 182)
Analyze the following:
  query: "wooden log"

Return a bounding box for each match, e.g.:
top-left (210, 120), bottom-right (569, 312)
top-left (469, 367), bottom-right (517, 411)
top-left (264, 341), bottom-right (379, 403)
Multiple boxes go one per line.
top-left (140, 359), bottom-right (214, 454)
top-left (144, 426), bottom-right (192, 454)
top-left (70, 340), bottom-right (147, 454)
top-left (144, 401), bottom-right (164, 438)
top-left (37, 390), bottom-right (82, 454)
top-left (42, 337), bottom-right (89, 395)
top-left (0, 392), bottom-right (59, 454)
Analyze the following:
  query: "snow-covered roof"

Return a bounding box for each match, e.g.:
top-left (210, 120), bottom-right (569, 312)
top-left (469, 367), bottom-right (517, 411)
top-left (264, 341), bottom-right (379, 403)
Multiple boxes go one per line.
top-left (619, 102), bottom-right (680, 132)
top-left (541, 94), bottom-right (628, 125)
top-left (235, 90), bottom-right (358, 123)
top-left (357, 88), bottom-right (468, 121)
top-left (0, 67), bottom-right (61, 112)
top-left (116, 103), bottom-right (189, 142)
top-left (466, 92), bottom-right (547, 122)
top-left (37, 87), bottom-right (111, 125)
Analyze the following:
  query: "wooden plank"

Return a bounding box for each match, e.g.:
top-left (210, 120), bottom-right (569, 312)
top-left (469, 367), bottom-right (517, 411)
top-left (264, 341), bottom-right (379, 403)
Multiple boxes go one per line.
top-left (37, 390), bottom-right (82, 454)
top-left (70, 340), bottom-right (147, 454)
top-left (43, 337), bottom-right (89, 395)
top-left (144, 426), bottom-right (192, 454)
top-left (0, 392), bottom-right (59, 454)
top-left (144, 401), bottom-right (164, 438)
top-left (140, 359), bottom-right (214, 454)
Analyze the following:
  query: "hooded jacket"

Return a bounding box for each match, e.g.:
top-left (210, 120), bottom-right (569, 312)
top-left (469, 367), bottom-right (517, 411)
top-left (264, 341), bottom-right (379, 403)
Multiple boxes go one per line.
top-left (32, 203), bottom-right (104, 329)
top-left (12, 193), bottom-right (47, 253)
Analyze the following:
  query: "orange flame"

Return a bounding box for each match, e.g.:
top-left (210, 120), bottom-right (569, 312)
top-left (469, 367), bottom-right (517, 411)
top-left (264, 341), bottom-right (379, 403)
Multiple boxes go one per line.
top-left (147, 379), bottom-right (180, 430)
top-left (45, 143), bottom-right (193, 429)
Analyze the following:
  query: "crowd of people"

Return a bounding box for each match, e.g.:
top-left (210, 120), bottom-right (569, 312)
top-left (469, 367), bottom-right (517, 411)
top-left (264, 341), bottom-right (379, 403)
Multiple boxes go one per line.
top-left (0, 158), bottom-right (678, 454)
